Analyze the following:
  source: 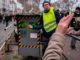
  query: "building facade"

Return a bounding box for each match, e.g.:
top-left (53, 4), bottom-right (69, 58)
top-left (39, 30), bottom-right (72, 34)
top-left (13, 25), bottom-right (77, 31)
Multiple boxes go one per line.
top-left (0, 0), bottom-right (17, 15)
top-left (0, 0), bottom-right (4, 14)
top-left (18, 0), bottom-right (40, 14)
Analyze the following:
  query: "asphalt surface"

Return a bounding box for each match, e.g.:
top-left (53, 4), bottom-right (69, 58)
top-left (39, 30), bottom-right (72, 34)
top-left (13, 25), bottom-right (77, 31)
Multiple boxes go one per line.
top-left (0, 20), bottom-right (16, 49)
top-left (63, 35), bottom-right (80, 60)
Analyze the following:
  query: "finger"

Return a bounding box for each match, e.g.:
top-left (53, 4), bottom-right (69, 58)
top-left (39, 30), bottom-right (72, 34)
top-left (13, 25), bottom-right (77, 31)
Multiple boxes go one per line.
top-left (59, 16), bottom-right (66, 23)
top-left (58, 15), bottom-right (70, 25)
top-left (65, 14), bottom-right (74, 25)
top-left (58, 14), bottom-right (74, 28)
top-left (60, 14), bottom-right (74, 25)
top-left (60, 14), bottom-right (74, 23)
top-left (60, 15), bottom-right (70, 22)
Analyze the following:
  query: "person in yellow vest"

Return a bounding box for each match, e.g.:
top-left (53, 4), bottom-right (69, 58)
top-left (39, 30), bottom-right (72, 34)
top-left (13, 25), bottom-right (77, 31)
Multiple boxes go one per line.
top-left (28, 1), bottom-right (61, 54)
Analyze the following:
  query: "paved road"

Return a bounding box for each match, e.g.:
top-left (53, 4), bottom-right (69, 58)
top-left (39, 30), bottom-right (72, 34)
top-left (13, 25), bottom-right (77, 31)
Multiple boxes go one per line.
top-left (0, 20), bottom-right (16, 50)
top-left (63, 35), bottom-right (80, 60)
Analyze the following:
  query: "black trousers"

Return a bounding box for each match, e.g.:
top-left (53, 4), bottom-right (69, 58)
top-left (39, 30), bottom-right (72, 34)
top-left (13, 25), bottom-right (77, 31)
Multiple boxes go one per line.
top-left (41, 35), bottom-right (49, 55)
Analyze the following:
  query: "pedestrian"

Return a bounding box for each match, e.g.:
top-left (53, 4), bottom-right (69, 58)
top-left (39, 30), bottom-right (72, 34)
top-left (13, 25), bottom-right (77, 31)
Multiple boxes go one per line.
top-left (28, 0), bottom-right (61, 54)
top-left (43, 14), bottom-right (74, 60)
top-left (67, 7), bottom-right (80, 49)
top-left (0, 14), bottom-right (3, 23)
top-left (5, 16), bottom-right (9, 27)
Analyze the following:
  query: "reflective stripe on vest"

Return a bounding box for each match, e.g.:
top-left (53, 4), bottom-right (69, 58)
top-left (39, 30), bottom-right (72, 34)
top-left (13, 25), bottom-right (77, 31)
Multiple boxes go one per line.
top-left (43, 7), bottom-right (57, 32)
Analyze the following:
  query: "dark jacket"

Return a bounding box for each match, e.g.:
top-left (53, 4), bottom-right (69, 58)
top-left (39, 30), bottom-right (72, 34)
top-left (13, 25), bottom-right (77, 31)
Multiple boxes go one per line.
top-left (70, 12), bottom-right (80, 31)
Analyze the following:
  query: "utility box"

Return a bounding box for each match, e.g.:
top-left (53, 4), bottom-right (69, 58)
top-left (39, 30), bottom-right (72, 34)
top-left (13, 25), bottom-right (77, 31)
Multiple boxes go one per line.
top-left (16, 15), bottom-right (42, 57)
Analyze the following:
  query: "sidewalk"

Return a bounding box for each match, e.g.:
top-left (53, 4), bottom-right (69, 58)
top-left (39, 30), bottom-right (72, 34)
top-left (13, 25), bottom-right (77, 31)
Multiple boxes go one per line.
top-left (0, 21), bottom-right (16, 50)
top-left (2, 32), bottom-right (23, 60)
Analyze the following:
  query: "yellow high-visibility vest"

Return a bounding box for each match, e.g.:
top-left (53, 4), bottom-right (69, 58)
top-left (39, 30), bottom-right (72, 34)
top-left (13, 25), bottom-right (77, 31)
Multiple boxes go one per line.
top-left (43, 7), bottom-right (57, 32)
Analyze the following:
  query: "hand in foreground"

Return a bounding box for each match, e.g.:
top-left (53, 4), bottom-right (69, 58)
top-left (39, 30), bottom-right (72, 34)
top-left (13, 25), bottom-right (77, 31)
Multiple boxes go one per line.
top-left (55, 14), bottom-right (74, 35)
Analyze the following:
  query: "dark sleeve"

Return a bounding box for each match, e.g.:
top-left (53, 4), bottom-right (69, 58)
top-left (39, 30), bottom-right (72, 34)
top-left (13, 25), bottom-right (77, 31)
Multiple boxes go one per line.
top-left (0, 15), bottom-right (3, 19)
top-left (70, 18), bottom-right (75, 27)
top-left (54, 11), bottom-right (62, 23)
top-left (33, 15), bottom-right (43, 29)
